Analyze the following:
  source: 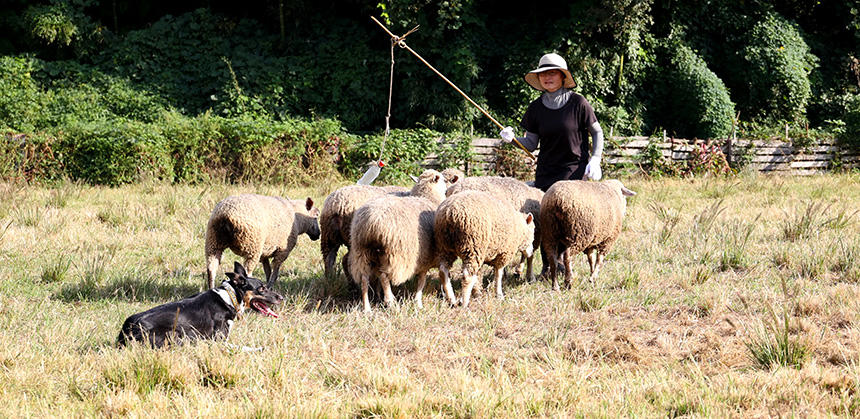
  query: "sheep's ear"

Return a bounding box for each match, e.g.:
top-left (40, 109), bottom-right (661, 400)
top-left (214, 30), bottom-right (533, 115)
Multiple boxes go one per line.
top-left (524, 212), bottom-right (534, 225)
top-left (621, 187), bottom-right (636, 197)
top-left (433, 174), bottom-right (441, 183)
top-left (305, 197), bottom-right (314, 211)
top-left (449, 174), bottom-right (460, 184)
top-left (409, 175), bottom-right (419, 183)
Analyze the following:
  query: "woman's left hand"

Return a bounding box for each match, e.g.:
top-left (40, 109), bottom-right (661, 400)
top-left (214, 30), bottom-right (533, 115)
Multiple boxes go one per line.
top-left (584, 156), bottom-right (602, 181)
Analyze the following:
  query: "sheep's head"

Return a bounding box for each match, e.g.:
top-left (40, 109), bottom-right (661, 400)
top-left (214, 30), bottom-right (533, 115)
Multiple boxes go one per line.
top-left (441, 168), bottom-right (465, 187)
top-left (603, 179), bottom-right (636, 216)
top-left (291, 197), bottom-right (321, 241)
top-left (519, 212), bottom-right (536, 258)
top-left (411, 169), bottom-right (448, 205)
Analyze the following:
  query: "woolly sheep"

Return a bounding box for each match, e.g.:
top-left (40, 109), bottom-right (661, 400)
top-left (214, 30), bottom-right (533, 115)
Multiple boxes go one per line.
top-left (539, 179), bottom-right (636, 290)
top-left (205, 194), bottom-right (321, 289)
top-left (434, 190), bottom-right (535, 308)
top-left (348, 169), bottom-right (448, 311)
top-left (319, 169), bottom-right (450, 280)
top-left (445, 175), bottom-right (544, 281)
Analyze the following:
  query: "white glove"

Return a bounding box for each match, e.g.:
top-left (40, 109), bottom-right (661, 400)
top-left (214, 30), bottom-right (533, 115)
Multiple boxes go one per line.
top-left (584, 156), bottom-right (602, 181)
top-left (499, 126), bottom-right (515, 143)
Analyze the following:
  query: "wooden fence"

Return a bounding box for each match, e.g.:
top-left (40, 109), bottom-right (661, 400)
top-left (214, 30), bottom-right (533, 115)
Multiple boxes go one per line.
top-left (426, 136), bottom-right (860, 176)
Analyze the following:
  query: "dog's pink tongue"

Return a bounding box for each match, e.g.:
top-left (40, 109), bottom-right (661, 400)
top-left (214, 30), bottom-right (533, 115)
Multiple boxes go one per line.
top-left (253, 301), bottom-right (279, 318)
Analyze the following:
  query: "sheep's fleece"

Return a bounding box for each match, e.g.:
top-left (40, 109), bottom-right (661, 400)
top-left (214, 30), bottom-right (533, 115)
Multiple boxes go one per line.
top-left (434, 190), bottom-right (535, 308)
top-left (205, 194), bottom-right (320, 288)
top-left (540, 179), bottom-right (635, 290)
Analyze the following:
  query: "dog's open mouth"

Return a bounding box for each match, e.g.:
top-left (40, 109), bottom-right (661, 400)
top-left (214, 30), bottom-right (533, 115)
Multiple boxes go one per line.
top-left (250, 299), bottom-right (279, 318)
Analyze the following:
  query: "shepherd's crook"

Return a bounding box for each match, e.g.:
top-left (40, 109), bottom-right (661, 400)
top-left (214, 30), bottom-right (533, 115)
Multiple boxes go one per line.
top-left (371, 16), bottom-right (536, 161)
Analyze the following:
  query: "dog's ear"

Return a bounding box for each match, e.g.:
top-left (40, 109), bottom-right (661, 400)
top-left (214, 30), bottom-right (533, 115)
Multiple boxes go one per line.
top-left (233, 261), bottom-right (247, 277)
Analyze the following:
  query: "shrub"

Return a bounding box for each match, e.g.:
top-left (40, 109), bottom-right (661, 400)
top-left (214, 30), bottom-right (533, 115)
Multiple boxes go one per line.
top-left (340, 128), bottom-right (472, 183)
top-left (0, 56), bottom-right (44, 132)
top-left (57, 119), bottom-right (174, 186)
top-left (741, 12), bottom-right (817, 124)
top-left (649, 39), bottom-right (735, 139)
top-left (841, 93), bottom-right (860, 150)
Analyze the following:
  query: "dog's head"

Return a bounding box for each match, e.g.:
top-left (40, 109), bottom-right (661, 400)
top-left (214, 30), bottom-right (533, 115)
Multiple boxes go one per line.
top-left (224, 262), bottom-right (284, 318)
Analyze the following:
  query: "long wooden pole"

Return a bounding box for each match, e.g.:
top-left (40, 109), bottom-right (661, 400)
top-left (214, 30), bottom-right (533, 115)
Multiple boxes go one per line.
top-left (371, 16), bottom-right (536, 161)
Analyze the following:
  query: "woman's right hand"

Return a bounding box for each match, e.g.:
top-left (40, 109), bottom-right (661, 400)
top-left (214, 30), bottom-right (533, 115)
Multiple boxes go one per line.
top-left (499, 126), bottom-right (515, 142)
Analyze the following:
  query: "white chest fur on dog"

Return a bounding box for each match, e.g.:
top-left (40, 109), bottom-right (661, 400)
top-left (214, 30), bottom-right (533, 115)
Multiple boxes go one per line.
top-left (213, 282), bottom-right (246, 333)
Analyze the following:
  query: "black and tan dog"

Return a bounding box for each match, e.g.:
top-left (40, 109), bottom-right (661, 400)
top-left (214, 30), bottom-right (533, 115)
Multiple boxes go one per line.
top-left (117, 262), bottom-right (283, 348)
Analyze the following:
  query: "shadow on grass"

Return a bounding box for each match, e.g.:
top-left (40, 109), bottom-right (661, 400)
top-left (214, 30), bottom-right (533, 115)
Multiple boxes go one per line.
top-left (54, 271), bottom-right (202, 303)
top-left (291, 263), bottom-right (549, 314)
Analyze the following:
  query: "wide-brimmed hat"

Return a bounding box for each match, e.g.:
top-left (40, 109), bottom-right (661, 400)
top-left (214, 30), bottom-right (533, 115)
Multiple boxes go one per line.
top-left (524, 53), bottom-right (576, 91)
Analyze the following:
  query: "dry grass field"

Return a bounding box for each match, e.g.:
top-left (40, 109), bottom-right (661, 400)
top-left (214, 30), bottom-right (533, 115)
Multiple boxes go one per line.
top-left (1, 171), bottom-right (859, 417)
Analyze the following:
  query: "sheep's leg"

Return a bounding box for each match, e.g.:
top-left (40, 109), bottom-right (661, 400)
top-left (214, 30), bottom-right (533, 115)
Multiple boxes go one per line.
top-left (439, 262), bottom-right (459, 306)
top-left (586, 248), bottom-right (598, 277)
top-left (461, 265), bottom-right (479, 308)
top-left (514, 254), bottom-right (525, 278)
top-left (261, 258), bottom-right (272, 284)
top-left (545, 243), bottom-right (561, 291)
top-left (242, 252), bottom-right (261, 279)
top-left (589, 251), bottom-right (606, 282)
top-left (359, 274), bottom-right (372, 313)
top-left (341, 250), bottom-right (353, 282)
top-left (267, 251), bottom-right (291, 287)
top-left (493, 266), bottom-right (505, 300)
top-left (563, 248), bottom-right (575, 289)
top-left (380, 273), bottom-right (395, 308)
top-left (524, 252), bottom-right (535, 282)
top-left (414, 272), bottom-right (427, 309)
top-left (206, 249), bottom-right (223, 289)
top-left (322, 242), bottom-right (339, 279)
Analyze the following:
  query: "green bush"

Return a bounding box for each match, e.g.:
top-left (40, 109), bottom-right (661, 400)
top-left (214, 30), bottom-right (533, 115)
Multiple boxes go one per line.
top-left (0, 56), bottom-right (44, 132)
top-left (647, 39), bottom-right (735, 139)
top-left (841, 93), bottom-right (860, 150)
top-left (341, 128), bottom-right (472, 184)
top-left (741, 13), bottom-right (817, 124)
top-left (57, 119), bottom-right (174, 186)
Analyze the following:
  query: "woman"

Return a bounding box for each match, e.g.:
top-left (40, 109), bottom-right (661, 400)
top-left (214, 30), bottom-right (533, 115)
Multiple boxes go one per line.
top-left (500, 53), bottom-right (604, 191)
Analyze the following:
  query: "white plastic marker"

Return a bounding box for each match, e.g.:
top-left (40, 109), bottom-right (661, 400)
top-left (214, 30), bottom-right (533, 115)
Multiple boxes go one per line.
top-left (357, 160), bottom-right (385, 185)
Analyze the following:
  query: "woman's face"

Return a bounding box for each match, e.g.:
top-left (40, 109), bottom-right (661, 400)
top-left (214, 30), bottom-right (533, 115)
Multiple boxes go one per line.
top-left (538, 70), bottom-right (564, 92)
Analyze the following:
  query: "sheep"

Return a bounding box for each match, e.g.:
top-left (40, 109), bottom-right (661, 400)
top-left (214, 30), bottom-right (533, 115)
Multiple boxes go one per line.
top-left (434, 190), bottom-right (535, 308)
top-left (319, 169), bottom-right (450, 281)
top-left (539, 179), bottom-right (636, 290)
top-left (445, 176), bottom-right (544, 281)
top-left (347, 169), bottom-right (448, 311)
top-left (205, 194), bottom-right (321, 289)
top-left (319, 184), bottom-right (408, 280)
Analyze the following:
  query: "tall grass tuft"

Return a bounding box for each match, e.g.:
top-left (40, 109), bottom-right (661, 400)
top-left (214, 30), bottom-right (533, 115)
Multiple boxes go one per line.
top-left (745, 306), bottom-right (809, 369)
top-left (719, 215), bottom-right (759, 271)
top-left (46, 180), bottom-right (81, 208)
top-left (822, 207), bottom-right (858, 230)
top-left (41, 255), bottom-right (72, 283)
top-left (649, 202), bottom-right (683, 244)
top-left (15, 206), bottom-right (44, 227)
top-left (781, 201), bottom-right (829, 241)
top-left (832, 238), bottom-right (859, 282)
top-left (692, 198), bottom-right (726, 237)
top-left (104, 352), bottom-right (189, 395)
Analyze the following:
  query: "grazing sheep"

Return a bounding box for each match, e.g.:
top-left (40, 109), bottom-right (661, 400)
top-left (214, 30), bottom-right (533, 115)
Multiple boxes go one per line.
top-left (205, 194), bottom-right (321, 289)
top-left (348, 170), bottom-right (448, 311)
top-left (445, 176), bottom-right (544, 281)
top-left (319, 169), bottom-right (449, 281)
top-left (319, 184), bottom-right (408, 279)
top-left (540, 179), bottom-right (636, 290)
top-left (434, 190), bottom-right (535, 308)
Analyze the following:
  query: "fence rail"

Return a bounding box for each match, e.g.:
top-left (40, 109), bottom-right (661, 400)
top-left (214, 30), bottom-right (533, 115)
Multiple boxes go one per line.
top-left (425, 136), bottom-right (860, 175)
